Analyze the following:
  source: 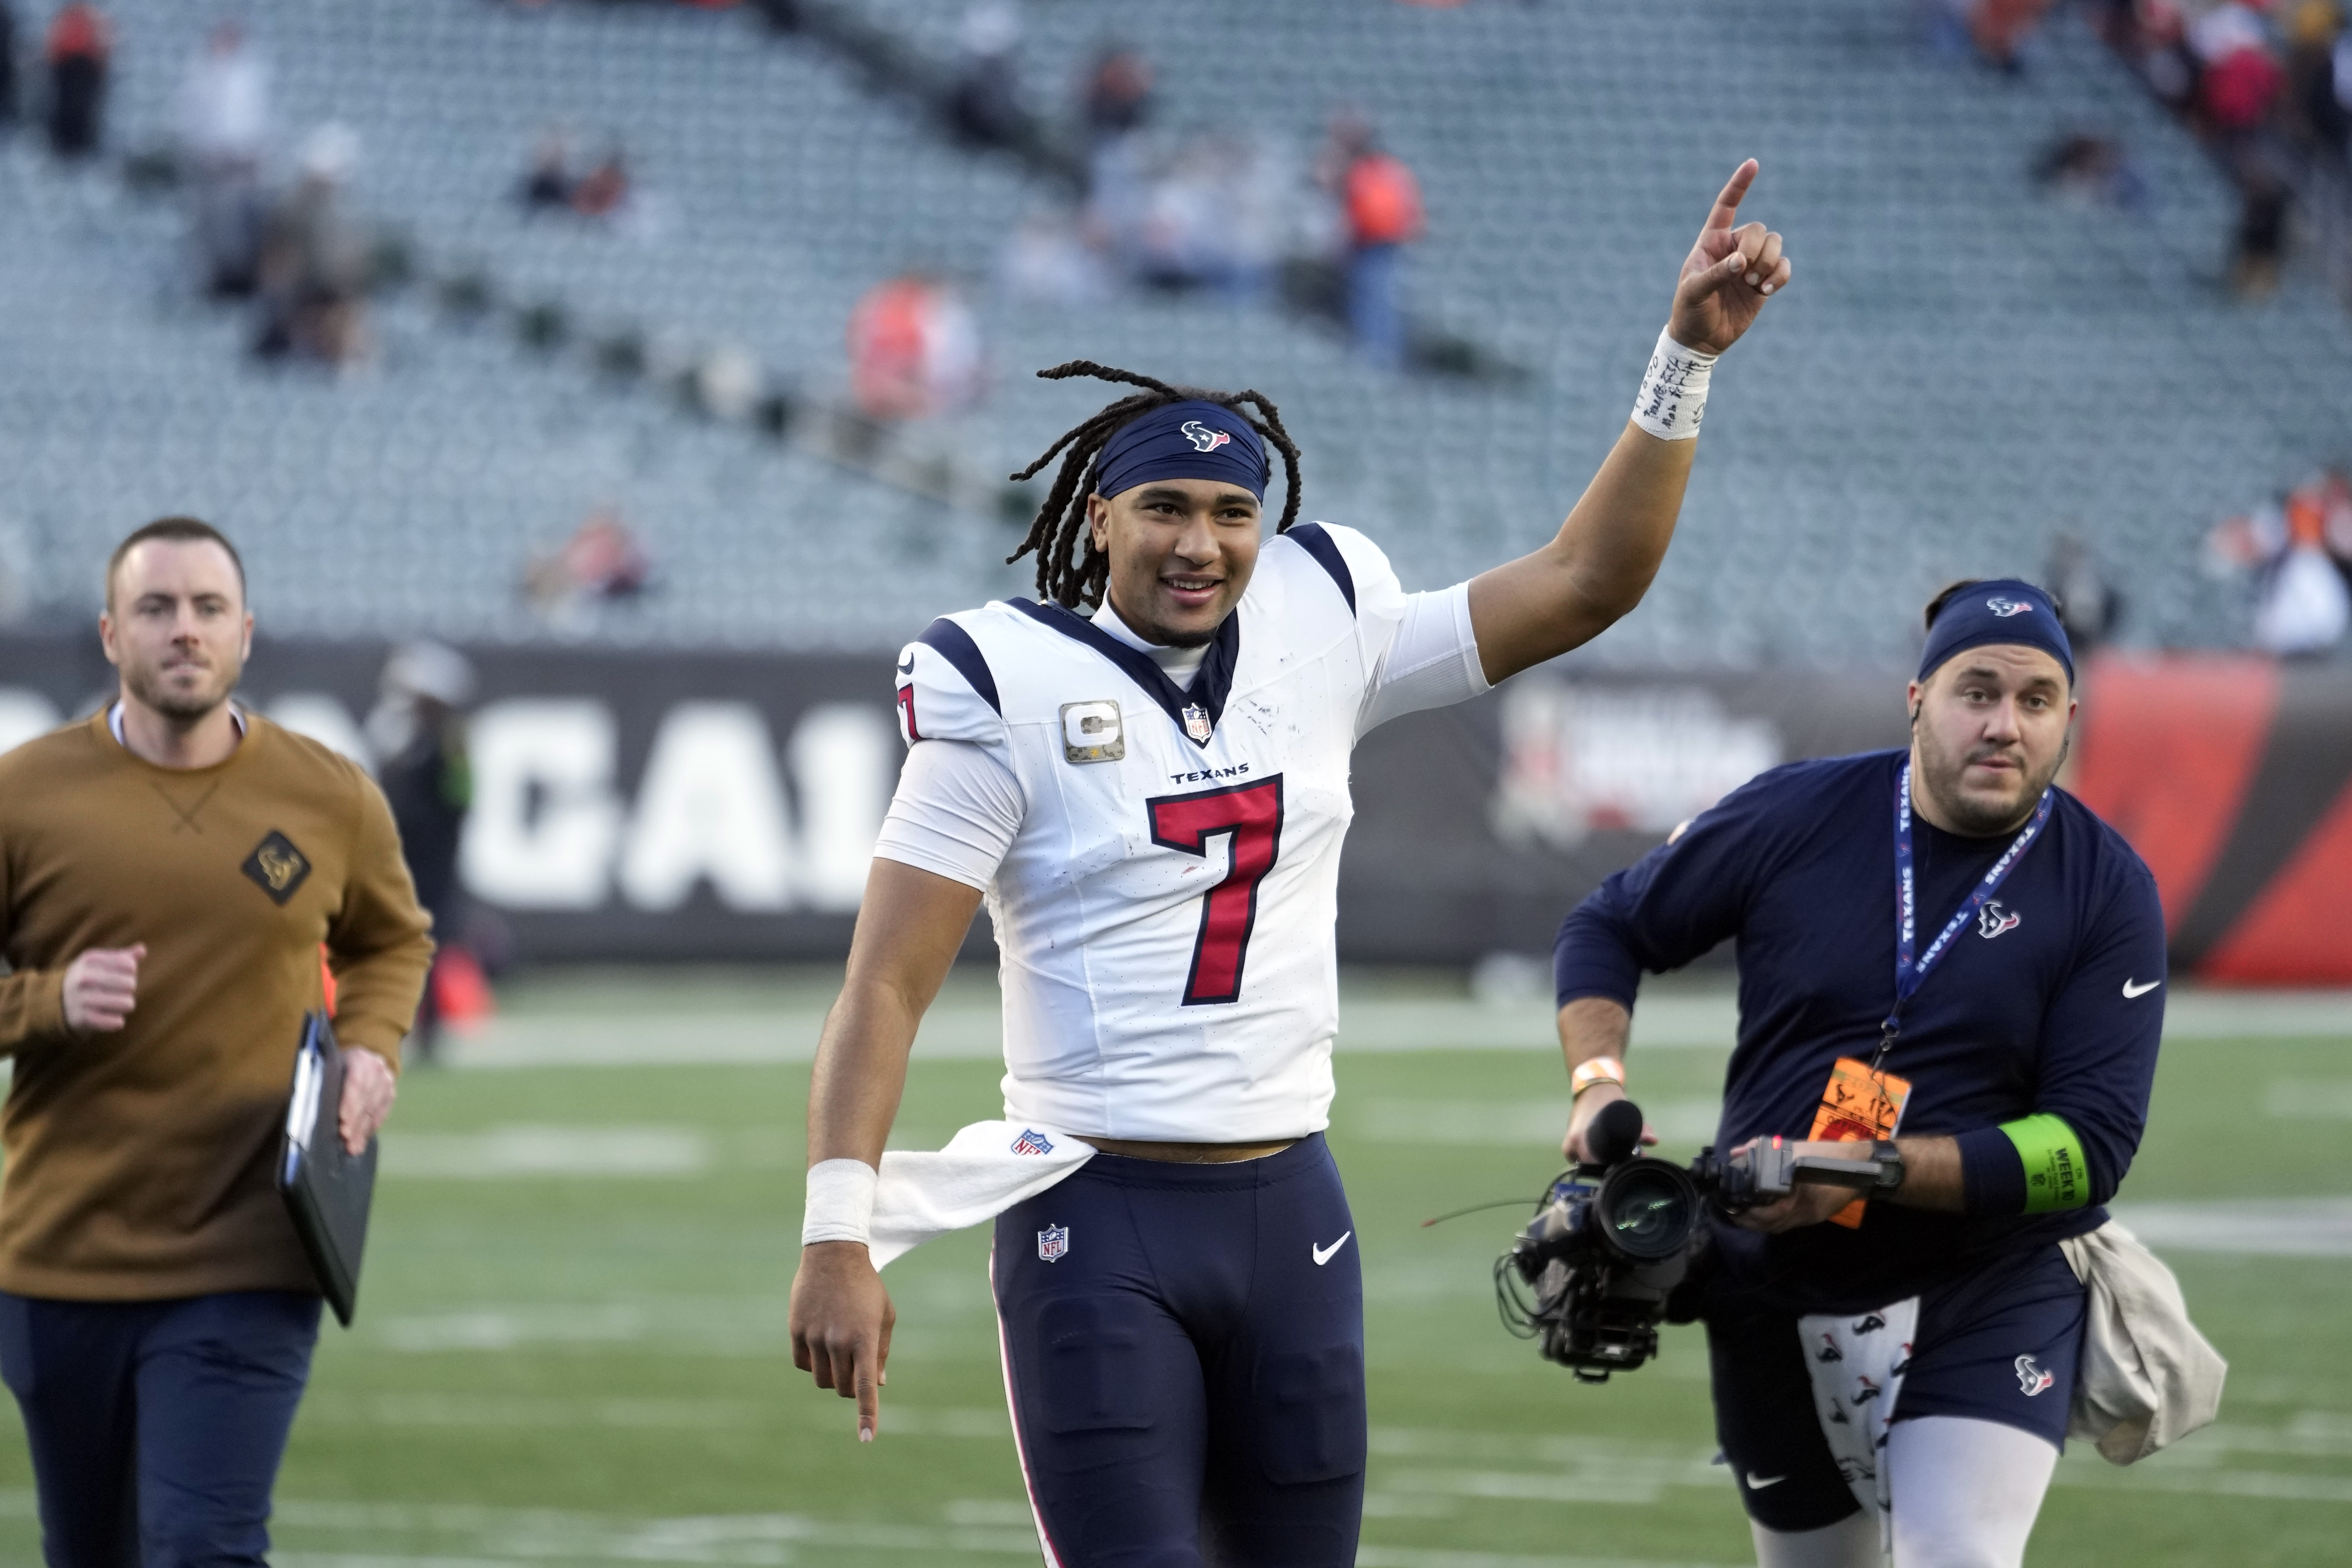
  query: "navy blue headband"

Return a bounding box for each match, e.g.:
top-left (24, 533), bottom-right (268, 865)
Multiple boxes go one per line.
top-left (1092, 400), bottom-right (1270, 502)
top-left (1917, 579), bottom-right (2075, 687)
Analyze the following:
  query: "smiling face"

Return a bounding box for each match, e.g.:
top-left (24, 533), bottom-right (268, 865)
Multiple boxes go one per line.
top-left (1906, 644), bottom-right (2075, 836)
top-left (101, 538), bottom-right (253, 723)
top-left (1087, 477), bottom-right (1263, 647)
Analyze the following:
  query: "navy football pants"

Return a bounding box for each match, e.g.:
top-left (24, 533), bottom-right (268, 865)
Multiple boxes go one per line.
top-left (991, 1134), bottom-right (1366, 1568)
top-left (0, 1290), bottom-right (321, 1568)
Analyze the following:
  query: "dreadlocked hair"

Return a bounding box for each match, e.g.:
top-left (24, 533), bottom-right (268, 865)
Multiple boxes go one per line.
top-left (1004, 361), bottom-right (1302, 610)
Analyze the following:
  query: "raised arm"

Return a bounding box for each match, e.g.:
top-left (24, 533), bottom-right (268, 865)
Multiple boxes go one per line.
top-left (1468, 159), bottom-right (1792, 684)
top-left (789, 856), bottom-right (984, 1441)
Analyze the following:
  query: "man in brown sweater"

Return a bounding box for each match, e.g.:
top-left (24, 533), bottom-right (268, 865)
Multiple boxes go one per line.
top-left (0, 516), bottom-right (433, 1568)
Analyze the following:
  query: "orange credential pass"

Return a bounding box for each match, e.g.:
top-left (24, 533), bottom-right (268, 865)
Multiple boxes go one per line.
top-left (1807, 1057), bottom-right (1912, 1230)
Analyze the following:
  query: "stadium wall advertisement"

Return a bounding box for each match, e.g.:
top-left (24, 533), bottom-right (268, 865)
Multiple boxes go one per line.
top-left (3, 636), bottom-right (2347, 981)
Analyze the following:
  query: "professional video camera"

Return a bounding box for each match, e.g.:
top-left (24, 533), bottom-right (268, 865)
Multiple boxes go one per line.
top-left (1494, 1099), bottom-right (1902, 1382)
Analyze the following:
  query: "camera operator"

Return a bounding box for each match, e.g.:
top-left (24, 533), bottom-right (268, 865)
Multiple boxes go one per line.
top-left (1551, 580), bottom-right (2168, 1568)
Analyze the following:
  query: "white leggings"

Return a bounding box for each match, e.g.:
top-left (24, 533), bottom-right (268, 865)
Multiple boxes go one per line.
top-left (1749, 1417), bottom-right (2059, 1568)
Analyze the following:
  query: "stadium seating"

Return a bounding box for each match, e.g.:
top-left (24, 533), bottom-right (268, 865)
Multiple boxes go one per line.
top-left (2, 0), bottom-right (2348, 661)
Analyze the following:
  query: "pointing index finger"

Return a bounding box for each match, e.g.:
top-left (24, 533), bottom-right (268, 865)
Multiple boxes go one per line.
top-left (1704, 159), bottom-right (1760, 234)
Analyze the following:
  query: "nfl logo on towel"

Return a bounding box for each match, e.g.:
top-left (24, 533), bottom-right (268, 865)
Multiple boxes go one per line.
top-left (1183, 704), bottom-right (1213, 742)
top-left (1037, 1225), bottom-right (1070, 1263)
top-left (1011, 1128), bottom-right (1055, 1156)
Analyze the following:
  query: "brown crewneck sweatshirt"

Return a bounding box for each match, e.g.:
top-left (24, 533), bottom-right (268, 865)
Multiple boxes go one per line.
top-left (0, 710), bottom-right (432, 1299)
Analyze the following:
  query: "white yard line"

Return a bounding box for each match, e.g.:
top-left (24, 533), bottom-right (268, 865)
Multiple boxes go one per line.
top-left (439, 988), bottom-right (2347, 1069)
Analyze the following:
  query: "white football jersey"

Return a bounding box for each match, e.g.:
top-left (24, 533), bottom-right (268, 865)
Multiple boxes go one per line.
top-left (886, 524), bottom-right (1486, 1141)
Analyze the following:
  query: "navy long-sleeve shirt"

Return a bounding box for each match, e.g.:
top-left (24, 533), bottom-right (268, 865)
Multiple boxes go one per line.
top-left (1553, 749), bottom-right (2167, 1315)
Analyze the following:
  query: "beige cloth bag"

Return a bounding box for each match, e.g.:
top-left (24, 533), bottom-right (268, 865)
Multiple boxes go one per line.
top-left (2059, 1219), bottom-right (2228, 1464)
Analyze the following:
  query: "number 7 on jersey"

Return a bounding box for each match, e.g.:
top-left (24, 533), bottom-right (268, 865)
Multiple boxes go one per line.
top-left (1147, 777), bottom-right (1285, 1006)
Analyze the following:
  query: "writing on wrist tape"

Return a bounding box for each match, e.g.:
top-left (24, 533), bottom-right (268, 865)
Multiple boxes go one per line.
top-left (1631, 328), bottom-right (1718, 441)
top-left (1570, 1056), bottom-right (1627, 1097)
top-left (2000, 1114), bottom-right (2089, 1213)
top-left (802, 1158), bottom-right (879, 1247)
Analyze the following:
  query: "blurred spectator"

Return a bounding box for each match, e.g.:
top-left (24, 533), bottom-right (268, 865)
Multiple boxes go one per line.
top-left (0, 3), bottom-right (20, 130)
top-left (998, 205), bottom-right (1114, 304)
top-left (2229, 153), bottom-right (2292, 296)
top-left (365, 643), bottom-right (477, 1067)
top-left (847, 273), bottom-right (983, 419)
top-left (253, 123), bottom-right (373, 367)
top-left (2046, 533), bottom-right (2125, 651)
top-left (1971, 0), bottom-right (2058, 73)
top-left (2192, 2), bottom-right (2286, 136)
top-left (1081, 44), bottom-right (1152, 145)
top-left (523, 508), bottom-right (652, 619)
top-left (43, 0), bottom-right (108, 161)
top-left (947, 3), bottom-right (1023, 151)
top-left (570, 147), bottom-right (630, 219)
top-left (2207, 471), bottom-right (2352, 656)
top-left (1318, 111), bottom-right (1424, 369)
top-left (518, 127), bottom-right (575, 210)
top-left (2286, 0), bottom-right (2350, 159)
top-left (2033, 131), bottom-right (2151, 210)
top-left (178, 22), bottom-right (272, 297)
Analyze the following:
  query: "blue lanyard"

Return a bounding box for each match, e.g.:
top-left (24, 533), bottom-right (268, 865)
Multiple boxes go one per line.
top-left (1881, 760), bottom-right (2051, 1066)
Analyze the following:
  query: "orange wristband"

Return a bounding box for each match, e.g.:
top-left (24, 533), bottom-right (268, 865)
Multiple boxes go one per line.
top-left (1570, 1057), bottom-right (1626, 1097)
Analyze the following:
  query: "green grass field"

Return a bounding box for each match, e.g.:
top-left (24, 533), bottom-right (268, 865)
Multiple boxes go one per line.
top-left (2, 970), bottom-right (2346, 1567)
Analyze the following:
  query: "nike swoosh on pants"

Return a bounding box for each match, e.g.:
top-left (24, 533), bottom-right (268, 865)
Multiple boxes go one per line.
top-left (2122, 978), bottom-right (2161, 999)
top-left (1311, 1232), bottom-right (1351, 1266)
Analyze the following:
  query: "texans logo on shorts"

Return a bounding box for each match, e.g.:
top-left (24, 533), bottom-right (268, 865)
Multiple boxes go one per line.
top-left (1180, 420), bottom-right (1232, 453)
top-left (1985, 595), bottom-right (2034, 617)
top-left (1815, 1333), bottom-right (1844, 1364)
top-left (1037, 1225), bottom-right (1070, 1263)
top-left (1979, 901), bottom-right (2021, 940)
top-left (1851, 1313), bottom-right (1887, 1335)
top-left (2015, 1353), bottom-right (2055, 1396)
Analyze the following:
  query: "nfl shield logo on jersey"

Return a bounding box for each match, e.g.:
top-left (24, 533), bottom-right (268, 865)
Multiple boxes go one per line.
top-left (1037, 1225), bottom-right (1070, 1263)
top-left (1182, 704), bottom-right (1213, 742)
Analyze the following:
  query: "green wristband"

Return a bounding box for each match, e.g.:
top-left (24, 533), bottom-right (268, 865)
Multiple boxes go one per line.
top-left (2001, 1114), bottom-right (2090, 1213)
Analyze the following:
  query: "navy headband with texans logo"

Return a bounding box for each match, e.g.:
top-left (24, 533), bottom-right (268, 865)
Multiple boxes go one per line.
top-left (1917, 578), bottom-right (2075, 686)
top-left (1091, 399), bottom-right (1271, 502)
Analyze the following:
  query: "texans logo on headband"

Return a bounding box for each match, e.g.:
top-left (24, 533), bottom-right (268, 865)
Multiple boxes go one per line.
top-left (1094, 399), bottom-right (1270, 502)
top-left (1916, 578), bottom-right (2074, 685)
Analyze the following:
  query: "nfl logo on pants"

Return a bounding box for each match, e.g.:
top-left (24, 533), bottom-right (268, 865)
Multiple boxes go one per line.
top-left (1037, 1225), bottom-right (1070, 1263)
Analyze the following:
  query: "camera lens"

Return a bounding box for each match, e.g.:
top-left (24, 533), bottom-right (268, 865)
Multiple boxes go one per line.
top-left (1592, 1161), bottom-right (1699, 1261)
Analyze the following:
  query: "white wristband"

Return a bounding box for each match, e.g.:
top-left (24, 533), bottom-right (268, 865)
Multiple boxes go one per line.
top-left (802, 1158), bottom-right (879, 1248)
top-left (1630, 328), bottom-right (1718, 441)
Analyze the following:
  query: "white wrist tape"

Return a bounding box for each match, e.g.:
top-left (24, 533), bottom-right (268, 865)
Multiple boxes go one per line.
top-left (1630, 328), bottom-right (1718, 441)
top-left (801, 1158), bottom-right (879, 1248)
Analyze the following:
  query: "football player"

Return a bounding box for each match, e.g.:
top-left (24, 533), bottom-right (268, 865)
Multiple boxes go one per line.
top-left (791, 161), bottom-right (1793, 1567)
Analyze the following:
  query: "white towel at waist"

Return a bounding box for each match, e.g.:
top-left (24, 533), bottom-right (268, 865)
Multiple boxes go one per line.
top-left (869, 1121), bottom-right (1096, 1269)
top-left (2060, 1219), bottom-right (2227, 1464)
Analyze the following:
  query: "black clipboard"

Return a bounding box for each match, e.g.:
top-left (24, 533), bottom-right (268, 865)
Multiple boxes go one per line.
top-left (277, 1011), bottom-right (377, 1326)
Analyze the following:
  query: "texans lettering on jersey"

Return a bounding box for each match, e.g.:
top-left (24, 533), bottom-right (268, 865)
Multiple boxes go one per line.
top-left (888, 524), bottom-right (1483, 1142)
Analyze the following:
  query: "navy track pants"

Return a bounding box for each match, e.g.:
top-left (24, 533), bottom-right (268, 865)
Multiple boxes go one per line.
top-left (0, 1289), bottom-right (321, 1568)
top-left (991, 1133), bottom-right (1365, 1568)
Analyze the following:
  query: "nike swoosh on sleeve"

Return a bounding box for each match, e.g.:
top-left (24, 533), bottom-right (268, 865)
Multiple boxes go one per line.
top-left (2122, 979), bottom-right (2161, 999)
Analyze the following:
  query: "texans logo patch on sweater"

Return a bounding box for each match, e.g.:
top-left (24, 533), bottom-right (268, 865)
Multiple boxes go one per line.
top-left (1978, 901), bottom-right (2021, 939)
top-left (241, 831), bottom-right (312, 906)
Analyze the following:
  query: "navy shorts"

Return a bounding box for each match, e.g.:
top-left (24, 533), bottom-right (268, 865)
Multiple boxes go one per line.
top-left (1707, 1243), bottom-right (2086, 1533)
top-left (991, 1133), bottom-right (1365, 1568)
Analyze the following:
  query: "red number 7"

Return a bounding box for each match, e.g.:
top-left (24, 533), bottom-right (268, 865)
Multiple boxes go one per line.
top-left (1146, 777), bottom-right (1286, 1006)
